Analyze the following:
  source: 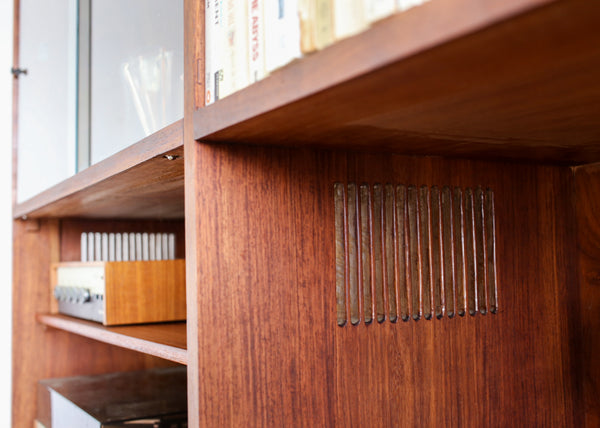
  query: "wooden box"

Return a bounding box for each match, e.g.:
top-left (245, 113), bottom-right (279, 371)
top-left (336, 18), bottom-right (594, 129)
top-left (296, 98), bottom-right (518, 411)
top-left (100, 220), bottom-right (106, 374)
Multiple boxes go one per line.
top-left (51, 260), bottom-right (186, 326)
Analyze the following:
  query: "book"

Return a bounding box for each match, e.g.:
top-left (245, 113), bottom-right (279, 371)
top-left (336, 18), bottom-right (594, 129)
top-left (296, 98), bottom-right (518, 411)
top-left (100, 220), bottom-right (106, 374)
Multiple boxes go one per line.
top-left (221, 0), bottom-right (249, 98)
top-left (205, 0), bottom-right (225, 105)
top-left (315, 0), bottom-right (334, 50)
top-left (265, 0), bottom-right (302, 72)
top-left (298, 0), bottom-right (316, 53)
top-left (249, 0), bottom-right (267, 83)
top-left (333, 0), bottom-right (368, 41)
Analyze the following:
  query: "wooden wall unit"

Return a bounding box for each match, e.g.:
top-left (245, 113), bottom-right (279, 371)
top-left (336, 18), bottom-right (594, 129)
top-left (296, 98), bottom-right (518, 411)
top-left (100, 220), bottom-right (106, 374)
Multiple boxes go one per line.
top-left (11, 0), bottom-right (599, 426)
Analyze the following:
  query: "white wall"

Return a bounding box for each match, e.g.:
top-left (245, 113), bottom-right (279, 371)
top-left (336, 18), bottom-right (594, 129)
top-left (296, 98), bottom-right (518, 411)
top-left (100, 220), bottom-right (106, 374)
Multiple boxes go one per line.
top-left (0, 0), bottom-right (13, 425)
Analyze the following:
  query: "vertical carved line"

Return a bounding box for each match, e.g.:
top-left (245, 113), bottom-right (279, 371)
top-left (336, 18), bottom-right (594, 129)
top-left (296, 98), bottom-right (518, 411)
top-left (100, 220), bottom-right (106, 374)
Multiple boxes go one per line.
top-left (396, 185), bottom-right (409, 321)
top-left (385, 184), bottom-right (398, 322)
top-left (419, 186), bottom-right (432, 320)
top-left (485, 189), bottom-right (498, 313)
top-left (441, 187), bottom-right (455, 318)
top-left (430, 186), bottom-right (444, 319)
top-left (474, 187), bottom-right (487, 315)
top-left (372, 184), bottom-right (385, 323)
top-left (464, 188), bottom-right (477, 315)
top-left (334, 183), bottom-right (347, 326)
top-left (347, 184), bottom-right (360, 325)
top-left (407, 186), bottom-right (420, 320)
top-left (453, 188), bottom-right (466, 316)
top-left (359, 184), bottom-right (373, 323)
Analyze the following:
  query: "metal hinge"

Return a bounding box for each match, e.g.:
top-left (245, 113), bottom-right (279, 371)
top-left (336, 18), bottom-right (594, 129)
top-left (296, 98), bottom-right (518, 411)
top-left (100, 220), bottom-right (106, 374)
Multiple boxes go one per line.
top-left (11, 67), bottom-right (28, 77)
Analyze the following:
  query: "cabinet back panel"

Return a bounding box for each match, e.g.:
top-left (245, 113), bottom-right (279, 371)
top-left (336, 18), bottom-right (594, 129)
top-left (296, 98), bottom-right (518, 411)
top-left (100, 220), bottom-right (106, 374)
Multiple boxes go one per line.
top-left (192, 145), bottom-right (577, 427)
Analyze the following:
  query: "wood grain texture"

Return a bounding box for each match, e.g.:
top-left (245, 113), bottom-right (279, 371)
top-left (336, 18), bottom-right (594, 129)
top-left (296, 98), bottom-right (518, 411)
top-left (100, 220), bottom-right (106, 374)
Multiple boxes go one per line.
top-left (183, 0), bottom-right (203, 426)
top-left (37, 314), bottom-right (187, 364)
top-left (194, 0), bottom-right (600, 164)
top-left (14, 120), bottom-right (184, 219)
top-left (573, 163), bottom-right (600, 427)
top-left (104, 260), bottom-right (186, 325)
top-left (12, 220), bottom-right (175, 428)
top-left (192, 144), bottom-right (577, 426)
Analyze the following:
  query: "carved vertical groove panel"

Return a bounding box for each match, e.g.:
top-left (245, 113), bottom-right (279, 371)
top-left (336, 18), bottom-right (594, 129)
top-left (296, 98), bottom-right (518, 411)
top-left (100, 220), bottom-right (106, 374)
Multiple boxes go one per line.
top-left (335, 183), bottom-right (498, 325)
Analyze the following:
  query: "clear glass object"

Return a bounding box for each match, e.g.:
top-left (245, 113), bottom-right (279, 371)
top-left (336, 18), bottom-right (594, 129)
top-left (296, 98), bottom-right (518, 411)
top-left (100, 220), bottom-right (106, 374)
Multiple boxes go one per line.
top-left (89, 0), bottom-right (183, 165)
top-left (17, 0), bottom-right (183, 202)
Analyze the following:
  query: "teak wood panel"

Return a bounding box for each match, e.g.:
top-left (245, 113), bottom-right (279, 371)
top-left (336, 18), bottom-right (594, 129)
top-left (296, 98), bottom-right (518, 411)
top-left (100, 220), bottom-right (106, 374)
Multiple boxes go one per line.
top-left (193, 0), bottom-right (600, 165)
top-left (104, 260), bottom-right (186, 325)
top-left (37, 314), bottom-right (187, 365)
top-left (12, 219), bottom-right (176, 428)
top-left (184, 0), bottom-right (204, 425)
top-left (13, 121), bottom-right (184, 220)
top-left (573, 163), bottom-right (600, 427)
top-left (192, 144), bottom-right (577, 427)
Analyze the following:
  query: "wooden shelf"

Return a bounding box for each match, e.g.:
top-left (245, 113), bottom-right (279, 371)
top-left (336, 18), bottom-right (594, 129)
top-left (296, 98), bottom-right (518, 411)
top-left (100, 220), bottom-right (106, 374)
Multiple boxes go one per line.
top-left (193, 0), bottom-right (600, 165)
top-left (37, 314), bottom-right (187, 365)
top-left (14, 120), bottom-right (184, 220)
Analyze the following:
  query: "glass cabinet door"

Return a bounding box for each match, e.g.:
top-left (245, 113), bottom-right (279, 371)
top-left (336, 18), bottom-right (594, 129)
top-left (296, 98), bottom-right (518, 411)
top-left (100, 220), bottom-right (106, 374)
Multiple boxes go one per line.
top-left (17, 0), bottom-right (77, 203)
top-left (16, 0), bottom-right (183, 203)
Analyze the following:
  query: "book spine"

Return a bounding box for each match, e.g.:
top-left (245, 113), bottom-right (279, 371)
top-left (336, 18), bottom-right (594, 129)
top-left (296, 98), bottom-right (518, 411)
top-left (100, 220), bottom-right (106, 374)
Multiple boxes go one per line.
top-left (221, 0), bottom-right (249, 98)
top-left (333, 0), bottom-right (368, 41)
top-left (298, 0), bottom-right (316, 53)
top-left (206, 0), bottom-right (225, 104)
top-left (205, 0), bottom-right (213, 105)
top-left (314, 0), bottom-right (334, 50)
top-left (365, 0), bottom-right (396, 24)
top-left (265, 0), bottom-right (302, 73)
top-left (249, 0), bottom-right (266, 83)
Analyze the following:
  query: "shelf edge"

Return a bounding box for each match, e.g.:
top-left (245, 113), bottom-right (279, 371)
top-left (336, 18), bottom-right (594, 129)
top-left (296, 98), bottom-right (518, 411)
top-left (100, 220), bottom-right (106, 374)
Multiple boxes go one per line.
top-left (14, 120), bottom-right (184, 219)
top-left (37, 313), bottom-right (188, 365)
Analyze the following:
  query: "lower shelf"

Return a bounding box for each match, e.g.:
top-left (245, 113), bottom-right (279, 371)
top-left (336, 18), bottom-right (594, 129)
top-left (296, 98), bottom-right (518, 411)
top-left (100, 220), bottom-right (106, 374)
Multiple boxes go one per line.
top-left (36, 313), bottom-right (187, 365)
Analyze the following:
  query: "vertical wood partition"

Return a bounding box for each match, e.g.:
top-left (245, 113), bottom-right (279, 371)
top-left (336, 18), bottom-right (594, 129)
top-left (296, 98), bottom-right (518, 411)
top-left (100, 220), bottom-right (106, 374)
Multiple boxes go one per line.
top-left (193, 145), bottom-right (577, 426)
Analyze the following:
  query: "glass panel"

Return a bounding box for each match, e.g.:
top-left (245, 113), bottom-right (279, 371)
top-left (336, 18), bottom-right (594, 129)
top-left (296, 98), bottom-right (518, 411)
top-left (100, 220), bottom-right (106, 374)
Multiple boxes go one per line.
top-left (17, 0), bottom-right (77, 203)
top-left (89, 0), bottom-right (183, 165)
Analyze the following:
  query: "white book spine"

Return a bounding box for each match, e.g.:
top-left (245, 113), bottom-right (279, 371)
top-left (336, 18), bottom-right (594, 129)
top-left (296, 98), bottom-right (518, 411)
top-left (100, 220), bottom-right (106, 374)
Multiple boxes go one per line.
top-left (135, 233), bottom-right (142, 261)
top-left (123, 233), bottom-right (129, 262)
top-left (265, 0), bottom-right (301, 73)
top-left (115, 233), bottom-right (122, 261)
top-left (221, 0), bottom-right (249, 98)
top-left (94, 233), bottom-right (102, 262)
top-left (333, 0), bottom-right (368, 40)
top-left (149, 233), bottom-right (156, 261)
top-left (366, 0), bottom-right (396, 23)
top-left (205, 0), bottom-right (214, 105)
top-left (249, 0), bottom-right (266, 83)
top-left (142, 232), bottom-right (149, 261)
top-left (108, 233), bottom-right (115, 262)
top-left (101, 233), bottom-right (108, 261)
top-left (168, 233), bottom-right (176, 260)
top-left (130, 233), bottom-right (136, 261)
top-left (162, 233), bottom-right (169, 260)
top-left (156, 234), bottom-right (163, 261)
top-left (88, 233), bottom-right (95, 262)
top-left (81, 233), bottom-right (87, 262)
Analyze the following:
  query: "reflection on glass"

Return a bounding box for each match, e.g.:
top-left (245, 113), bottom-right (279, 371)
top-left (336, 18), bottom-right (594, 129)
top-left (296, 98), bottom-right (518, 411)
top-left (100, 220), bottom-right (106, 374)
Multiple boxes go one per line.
top-left (17, 0), bottom-right (77, 203)
top-left (89, 0), bottom-right (183, 165)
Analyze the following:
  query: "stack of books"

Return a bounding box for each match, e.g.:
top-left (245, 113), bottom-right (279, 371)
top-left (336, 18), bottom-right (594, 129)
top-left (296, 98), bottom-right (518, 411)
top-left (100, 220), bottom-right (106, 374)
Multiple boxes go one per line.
top-left (205, 0), bottom-right (429, 104)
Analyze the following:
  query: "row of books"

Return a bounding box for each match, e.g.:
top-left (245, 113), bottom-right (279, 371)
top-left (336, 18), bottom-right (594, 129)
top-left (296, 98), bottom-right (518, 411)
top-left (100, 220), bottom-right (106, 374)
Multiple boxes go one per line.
top-left (205, 0), bottom-right (429, 105)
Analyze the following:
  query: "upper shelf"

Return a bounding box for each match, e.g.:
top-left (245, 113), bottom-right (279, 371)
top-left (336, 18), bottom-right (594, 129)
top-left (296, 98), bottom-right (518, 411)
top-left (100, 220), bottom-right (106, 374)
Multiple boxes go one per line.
top-left (193, 0), bottom-right (600, 165)
top-left (14, 120), bottom-right (184, 219)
